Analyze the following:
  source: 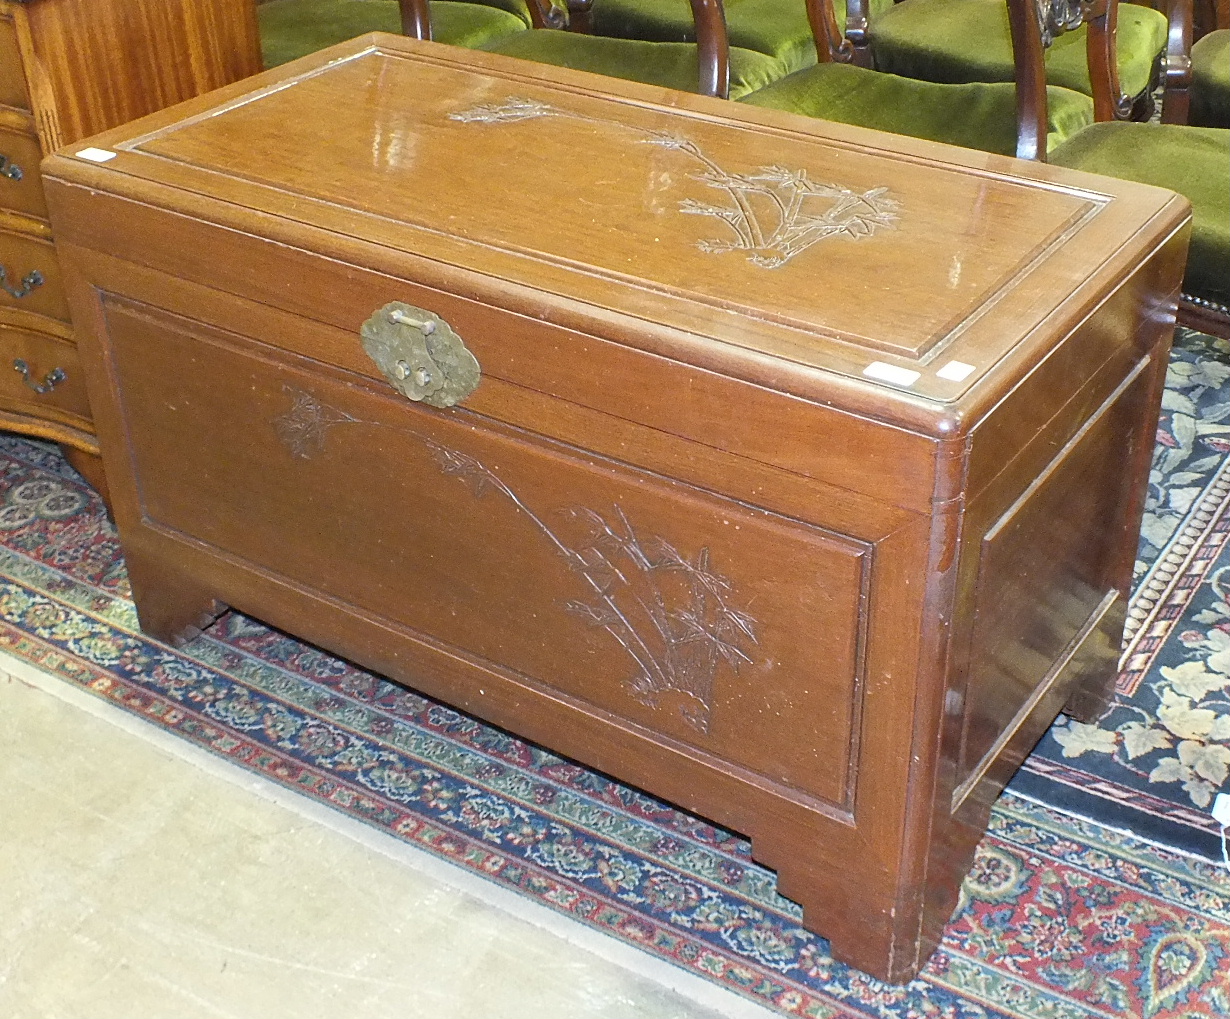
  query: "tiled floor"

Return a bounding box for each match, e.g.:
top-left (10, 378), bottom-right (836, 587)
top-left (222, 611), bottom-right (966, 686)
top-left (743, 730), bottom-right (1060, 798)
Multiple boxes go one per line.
top-left (0, 656), bottom-right (773, 1018)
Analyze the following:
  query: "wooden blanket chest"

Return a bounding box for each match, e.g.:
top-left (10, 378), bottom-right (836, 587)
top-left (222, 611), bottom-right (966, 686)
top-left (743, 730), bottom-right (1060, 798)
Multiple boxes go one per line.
top-left (43, 36), bottom-right (1190, 981)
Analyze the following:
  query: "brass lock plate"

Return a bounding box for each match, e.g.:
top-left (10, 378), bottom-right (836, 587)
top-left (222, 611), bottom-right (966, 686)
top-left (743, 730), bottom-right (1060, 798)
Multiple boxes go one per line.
top-left (360, 302), bottom-right (481, 408)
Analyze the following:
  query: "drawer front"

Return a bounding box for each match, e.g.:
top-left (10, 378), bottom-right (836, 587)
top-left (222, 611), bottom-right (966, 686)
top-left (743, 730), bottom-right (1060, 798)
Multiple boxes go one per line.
top-left (0, 118), bottom-right (45, 219)
top-left (103, 294), bottom-right (875, 810)
top-left (0, 15), bottom-right (28, 112)
top-left (0, 322), bottom-right (91, 425)
top-left (0, 227), bottom-right (68, 321)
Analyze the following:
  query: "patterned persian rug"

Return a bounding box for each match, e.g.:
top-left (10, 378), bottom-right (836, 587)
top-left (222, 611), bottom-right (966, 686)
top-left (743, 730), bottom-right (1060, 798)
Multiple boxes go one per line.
top-left (1, 330), bottom-right (1229, 1017)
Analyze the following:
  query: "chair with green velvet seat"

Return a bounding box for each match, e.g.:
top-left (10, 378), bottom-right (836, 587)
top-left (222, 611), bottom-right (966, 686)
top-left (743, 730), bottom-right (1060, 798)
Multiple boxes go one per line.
top-left (1004, 5), bottom-right (1230, 333)
top-left (1190, 28), bottom-right (1229, 126)
top-left (739, 0), bottom-right (1095, 157)
top-left (1052, 123), bottom-right (1229, 328)
top-left (865, 0), bottom-right (1170, 118)
top-left (257, 0), bottom-right (549, 68)
top-left (570, 0), bottom-right (894, 79)
top-left (478, 0), bottom-right (794, 98)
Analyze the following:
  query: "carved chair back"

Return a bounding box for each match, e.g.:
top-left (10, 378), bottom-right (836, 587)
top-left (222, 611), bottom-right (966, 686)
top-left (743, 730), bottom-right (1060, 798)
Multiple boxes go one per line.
top-left (1022, 1), bottom-right (1126, 121)
top-left (1007, 0), bottom-right (1142, 156)
top-left (398, 0), bottom-right (732, 99)
top-left (1008, 2), bottom-right (1200, 145)
top-left (824, 1), bottom-right (1141, 126)
top-left (797, 0), bottom-right (1058, 158)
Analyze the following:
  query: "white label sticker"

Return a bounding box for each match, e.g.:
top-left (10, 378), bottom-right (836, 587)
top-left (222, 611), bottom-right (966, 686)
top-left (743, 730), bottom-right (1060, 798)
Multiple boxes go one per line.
top-left (936, 360), bottom-right (976, 382)
top-left (863, 362), bottom-right (921, 387)
top-left (75, 147), bottom-right (117, 163)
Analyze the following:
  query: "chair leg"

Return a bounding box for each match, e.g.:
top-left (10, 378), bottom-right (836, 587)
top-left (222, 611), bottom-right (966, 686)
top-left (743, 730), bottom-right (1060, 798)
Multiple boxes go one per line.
top-left (1086, 1), bottom-right (1129, 120)
top-left (1160, 0), bottom-right (1194, 123)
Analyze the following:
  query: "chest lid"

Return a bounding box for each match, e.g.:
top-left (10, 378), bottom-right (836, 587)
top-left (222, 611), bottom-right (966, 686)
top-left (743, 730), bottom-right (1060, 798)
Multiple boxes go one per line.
top-left (41, 35), bottom-right (1187, 423)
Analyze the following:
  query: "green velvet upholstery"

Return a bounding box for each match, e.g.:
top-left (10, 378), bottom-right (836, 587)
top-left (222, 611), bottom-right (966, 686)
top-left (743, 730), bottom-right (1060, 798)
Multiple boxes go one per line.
top-left (258, 0), bottom-right (528, 68)
top-left (481, 31), bottom-right (794, 99)
top-left (420, 0), bottom-right (547, 26)
top-left (467, 0), bottom-right (542, 25)
top-left (587, 0), bottom-right (894, 76)
top-left (740, 61), bottom-right (1094, 156)
top-left (869, 0), bottom-right (1168, 103)
top-left (1190, 30), bottom-right (1230, 129)
top-left (1051, 123), bottom-right (1230, 306)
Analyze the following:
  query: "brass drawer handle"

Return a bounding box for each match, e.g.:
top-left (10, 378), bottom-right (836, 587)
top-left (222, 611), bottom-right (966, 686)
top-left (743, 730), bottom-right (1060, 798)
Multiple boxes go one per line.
top-left (0, 266), bottom-right (43, 299)
top-left (0, 154), bottom-right (22, 181)
top-left (13, 358), bottom-right (65, 394)
top-left (360, 302), bottom-right (480, 408)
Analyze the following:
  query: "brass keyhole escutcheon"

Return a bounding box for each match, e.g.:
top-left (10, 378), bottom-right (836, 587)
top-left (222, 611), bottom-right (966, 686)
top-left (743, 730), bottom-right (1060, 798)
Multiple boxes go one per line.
top-left (360, 302), bottom-right (480, 408)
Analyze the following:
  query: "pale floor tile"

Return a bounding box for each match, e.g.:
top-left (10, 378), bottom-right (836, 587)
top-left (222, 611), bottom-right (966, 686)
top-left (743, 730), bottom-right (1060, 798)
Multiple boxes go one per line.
top-left (0, 667), bottom-right (773, 1019)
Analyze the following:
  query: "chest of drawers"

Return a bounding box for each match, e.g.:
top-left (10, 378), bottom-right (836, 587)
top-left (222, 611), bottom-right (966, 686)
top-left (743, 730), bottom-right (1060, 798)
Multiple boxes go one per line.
top-left (0, 0), bottom-right (261, 492)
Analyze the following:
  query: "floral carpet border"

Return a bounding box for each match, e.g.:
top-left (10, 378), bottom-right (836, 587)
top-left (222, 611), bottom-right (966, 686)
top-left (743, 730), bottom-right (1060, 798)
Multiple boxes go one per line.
top-left (1120, 460), bottom-right (1230, 697)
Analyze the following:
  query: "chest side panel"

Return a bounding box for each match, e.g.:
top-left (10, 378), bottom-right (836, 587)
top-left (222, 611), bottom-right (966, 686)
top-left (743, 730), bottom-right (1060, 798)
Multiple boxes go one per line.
top-left (957, 362), bottom-right (1151, 804)
top-left (950, 230), bottom-right (1188, 816)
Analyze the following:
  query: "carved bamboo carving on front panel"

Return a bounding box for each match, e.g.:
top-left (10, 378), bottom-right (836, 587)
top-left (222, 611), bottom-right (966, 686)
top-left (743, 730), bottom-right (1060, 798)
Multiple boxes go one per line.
top-left (274, 387), bottom-right (357, 458)
top-left (272, 387), bottom-right (758, 734)
top-left (450, 98), bottom-right (899, 269)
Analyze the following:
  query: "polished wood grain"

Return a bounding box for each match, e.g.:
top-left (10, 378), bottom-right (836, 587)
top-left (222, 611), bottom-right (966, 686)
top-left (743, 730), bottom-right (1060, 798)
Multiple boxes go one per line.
top-left (9, 0), bottom-right (261, 150)
top-left (0, 0), bottom-right (262, 489)
top-left (44, 36), bottom-right (1191, 982)
top-left (0, 14), bottom-right (29, 110)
